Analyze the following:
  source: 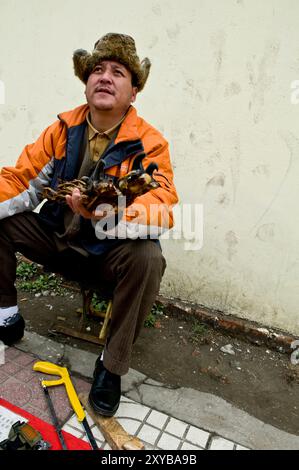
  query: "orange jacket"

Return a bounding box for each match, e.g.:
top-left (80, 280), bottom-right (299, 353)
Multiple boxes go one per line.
top-left (0, 104), bottom-right (178, 244)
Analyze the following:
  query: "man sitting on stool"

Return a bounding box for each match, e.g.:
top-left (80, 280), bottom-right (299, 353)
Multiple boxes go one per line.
top-left (0, 33), bottom-right (178, 416)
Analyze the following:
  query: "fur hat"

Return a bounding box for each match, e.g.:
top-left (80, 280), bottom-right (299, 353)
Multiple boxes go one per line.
top-left (73, 33), bottom-right (151, 92)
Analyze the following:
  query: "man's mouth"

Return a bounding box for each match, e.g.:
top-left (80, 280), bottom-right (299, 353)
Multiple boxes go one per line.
top-left (95, 87), bottom-right (114, 95)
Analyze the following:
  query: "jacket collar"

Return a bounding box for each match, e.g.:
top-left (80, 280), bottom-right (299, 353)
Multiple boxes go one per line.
top-left (58, 104), bottom-right (140, 143)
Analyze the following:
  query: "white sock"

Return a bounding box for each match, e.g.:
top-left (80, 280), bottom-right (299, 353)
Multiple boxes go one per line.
top-left (0, 306), bottom-right (20, 327)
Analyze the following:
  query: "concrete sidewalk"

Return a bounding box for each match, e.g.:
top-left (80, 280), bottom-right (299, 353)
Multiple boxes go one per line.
top-left (1, 331), bottom-right (299, 450)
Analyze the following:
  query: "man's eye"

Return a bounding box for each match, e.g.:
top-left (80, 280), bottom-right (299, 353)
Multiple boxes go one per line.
top-left (93, 66), bottom-right (102, 73)
top-left (114, 70), bottom-right (124, 76)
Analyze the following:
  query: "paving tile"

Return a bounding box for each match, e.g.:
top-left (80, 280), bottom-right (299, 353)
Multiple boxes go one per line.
top-left (0, 348), bottom-right (5, 366)
top-left (157, 433), bottom-right (181, 450)
top-left (49, 384), bottom-right (69, 401)
top-left (102, 442), bottom-right (112, 450)
top-left (84, 411), bottom-right (95, 428)
top-left (40, 408), bottom-right (56, 424)
top-left (25, 378), bottom-right (49, 412)
top-left (0, 377), bottom-right (32, 407)
top-left (117, 418), bottom-right (142, 435)
top-left (72, 376), bottom-right (91, 395)
top-left (181, 442), bottom-right (204, 450)
top-left (146, 409), bottom-right (168, 429)
top-left (26, 376), bottom-right (72, 423)
top-left (120, 396), bottom-right (136, 403)
top-left (62, 424), bottom-right (85, 439)
top-left (0, 361), bottom-right (22, 376)
top-left (44, 385), bottom-right (74, 422)
top-left (165, 417), bottom-right (188, 438)
top-left (209, 437), bottom-right (235, 450)
top-left (89, 425), bottom-right (105, 442)
top-left (24, 405), bottom-right (52, 424)
top-left (185, 425), bottom-right (210, 448)
top-left (4, 347), bottom-right (21, 361)
top-left (14, 366), bottom-right (37, 383)
top-left (0, 370), bottom-right (8, 384)
top-left (236, 444), bottom-right (250, 450)
top-left (65, 414), bottom-right (82, 431)
top-left (47, 397), bottom-right (72, 423)
top-left (137, 423), bottom-right (161, 446)
top-left (80, 433), bottom-right (104, 449)
top-left (116, 402), bottom-right (150, 421)
top-left (14, 351), bottom-right (36, 366)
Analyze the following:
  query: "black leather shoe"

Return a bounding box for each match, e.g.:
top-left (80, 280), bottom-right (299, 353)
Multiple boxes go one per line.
top-left (88, 357), bottom-right (121, 417)
top-left (0, 316), bottom-right (25, 346)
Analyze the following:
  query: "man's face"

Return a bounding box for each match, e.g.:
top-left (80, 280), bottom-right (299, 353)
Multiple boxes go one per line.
top-left (85, 60), bottom-right (137, 116)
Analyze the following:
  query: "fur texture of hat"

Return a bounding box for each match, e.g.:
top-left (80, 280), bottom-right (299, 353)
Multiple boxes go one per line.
top-left (73, 33), bottom-right (151, 92)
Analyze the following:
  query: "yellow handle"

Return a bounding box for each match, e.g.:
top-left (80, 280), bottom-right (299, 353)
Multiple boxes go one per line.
top-left (33, 361), bottom-right (86, 422)
top-left (33, 361), bottom-right (67, 377)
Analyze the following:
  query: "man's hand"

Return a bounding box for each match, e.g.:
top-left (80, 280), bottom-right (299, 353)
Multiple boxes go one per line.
top-left (65, 188), bottom-right (114, 220)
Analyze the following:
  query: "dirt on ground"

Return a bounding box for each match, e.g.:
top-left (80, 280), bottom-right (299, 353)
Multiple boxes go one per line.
top-left (17, 281), bottom-right (299, 437)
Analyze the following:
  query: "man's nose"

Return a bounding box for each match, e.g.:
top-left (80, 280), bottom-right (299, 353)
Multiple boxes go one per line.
top-left (99, 70), bottom-right (112, 83)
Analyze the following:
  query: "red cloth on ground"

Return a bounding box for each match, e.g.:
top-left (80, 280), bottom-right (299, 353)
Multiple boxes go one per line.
top-left (0, 398), bottom-right (92, 450)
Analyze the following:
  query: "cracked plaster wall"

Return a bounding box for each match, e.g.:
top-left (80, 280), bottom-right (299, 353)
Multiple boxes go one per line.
top-left (0, 0), bottom-right (299, 334)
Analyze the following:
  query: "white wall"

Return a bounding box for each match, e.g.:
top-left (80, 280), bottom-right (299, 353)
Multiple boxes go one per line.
top-left (1, 0), bottom-right (299, 334)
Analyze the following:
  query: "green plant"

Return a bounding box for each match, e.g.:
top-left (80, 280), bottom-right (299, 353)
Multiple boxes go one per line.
top-left (16, 261), bottom-right (38, 281)
top-left (91, 293), bottom-right (109, 313)
top-left (144, 312), bottom-right (157, 328)
top-left (151, 303), bottom-right (165, 316)
top-left (144, 303), bottom-right (165, 328)
top-left (16, 259), bottom-right (64, 294)
top-left (192, 320), bottom-right (207, 336)
top-left (18, 273), bottom-right (63, 293)
top-left (190, 320), bottom-right (208, 343)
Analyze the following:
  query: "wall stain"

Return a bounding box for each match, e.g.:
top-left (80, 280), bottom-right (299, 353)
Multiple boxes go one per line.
top-left (251, 132), bottom-right (297, 231)
top-left (230, 131), bottom-right (241, 204)
top-left (206, 172), bottom-right (225, 187)
top-left (189, 131), bottom-right (196, 145)
top-left (166, 24), bottom-right (180, 40)
top-left (224, 82), bottom-right (241, 97)
top-left (206, 151), bottom-right (221, 167)
top-left (217, 193), bottom-right (230, 206)
top-left (256, 223), bottom-right (275, 242)
top-left (152, 4), bottom-right (162, 15)
top-left (148, 36), bottom-right (159, 49)
top-left (207, 30), bottom-right (226, 101)
top-left (1, 108), bottom-right (16, 122)
top-left (252, 164), bottom-right (270, 177)
top-left (247, 41), bottom-right (280, 123)
top-left (211, 30), bottom-right (226, 74)
top-left (225, 231), bottom-right (239, 260)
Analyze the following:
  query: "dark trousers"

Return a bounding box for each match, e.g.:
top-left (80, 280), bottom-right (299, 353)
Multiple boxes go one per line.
top-left (0, 212), bottom-right (166, 375)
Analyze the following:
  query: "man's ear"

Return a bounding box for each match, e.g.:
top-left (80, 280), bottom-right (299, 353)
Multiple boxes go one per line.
top-left (131, 87), bottom-right (138, 103)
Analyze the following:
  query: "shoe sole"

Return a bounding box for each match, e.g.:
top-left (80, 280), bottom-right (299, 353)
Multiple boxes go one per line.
top-left (0, 317), bottom-right (25, 346)
top-left (88, 393), bottom-right (120, 418)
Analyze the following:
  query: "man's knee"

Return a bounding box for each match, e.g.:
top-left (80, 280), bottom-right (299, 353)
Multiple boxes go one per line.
top-left (0, 213), bottom-right (34, 238)
top-left (126, 240), bottom-right (166, 273)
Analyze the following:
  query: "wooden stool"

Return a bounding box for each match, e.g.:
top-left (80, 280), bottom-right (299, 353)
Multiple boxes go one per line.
top-left (80, 287), bottom-right (113, 341)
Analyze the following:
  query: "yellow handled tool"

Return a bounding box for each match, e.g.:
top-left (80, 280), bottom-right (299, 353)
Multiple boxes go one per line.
top-left (33, 362), bottom-right (85, 422)
top-left (33, 361), bottom-right (98, 450)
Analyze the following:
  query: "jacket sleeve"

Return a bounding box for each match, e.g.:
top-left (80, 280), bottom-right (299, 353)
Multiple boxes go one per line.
top-left (0, 120), bottom-right (64, 220)
top-left (94, 139), bottom-right (179, 240)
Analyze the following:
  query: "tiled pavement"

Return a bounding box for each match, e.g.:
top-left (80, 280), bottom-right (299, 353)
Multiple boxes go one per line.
top-left (0, 346), bottom-right (249, 450)
top-left (63, 398), bottom-right (248, 450)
